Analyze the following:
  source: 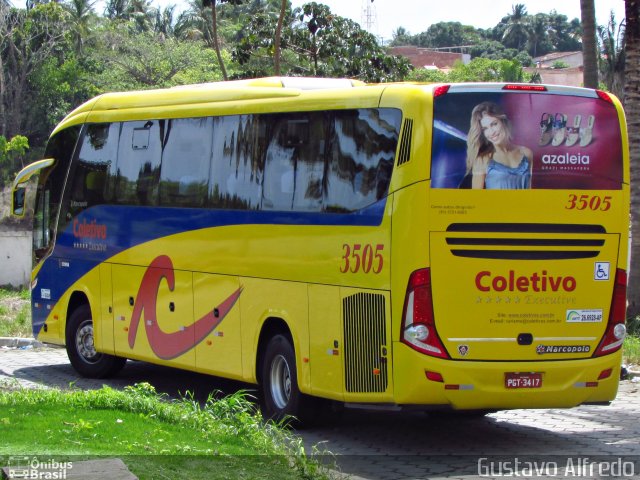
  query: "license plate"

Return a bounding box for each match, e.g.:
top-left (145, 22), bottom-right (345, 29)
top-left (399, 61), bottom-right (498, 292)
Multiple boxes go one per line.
top-left (505, 372), bottom-right (542, 389)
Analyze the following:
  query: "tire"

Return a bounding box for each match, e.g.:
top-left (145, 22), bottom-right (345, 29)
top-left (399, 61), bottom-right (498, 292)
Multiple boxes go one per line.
top-left (66, 304), bottom-right (126, 378)
top-left (260, 334), bottom-right (313, 425)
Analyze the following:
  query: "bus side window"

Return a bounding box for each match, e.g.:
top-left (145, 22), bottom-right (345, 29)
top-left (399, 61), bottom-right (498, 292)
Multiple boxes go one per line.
top-left (116, 120), bottom-right (163, 206)
top-left (210, 115), bottom-right (264, 210)
top-left (159, 118), bottom-right (212, 208)
top-left (65, 123), bottom-right (116, 221)
top-left (324, 109), bottom-right (400, 212)
top-left (262, 115), bottom-right (298, 211)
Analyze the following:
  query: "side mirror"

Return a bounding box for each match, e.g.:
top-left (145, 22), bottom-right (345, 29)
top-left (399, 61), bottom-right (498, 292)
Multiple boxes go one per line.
top-left (12, 185), bottom-right (26, 217)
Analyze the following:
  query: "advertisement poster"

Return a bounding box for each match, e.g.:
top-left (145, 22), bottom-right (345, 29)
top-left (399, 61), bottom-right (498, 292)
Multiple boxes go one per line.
top-left (431, 92), bottom-right (623, 190)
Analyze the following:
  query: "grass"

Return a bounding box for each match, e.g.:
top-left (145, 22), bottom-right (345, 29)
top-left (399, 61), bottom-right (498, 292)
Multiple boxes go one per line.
top-left (623, 335), bottom-right (640, 366)
top-left (0, 288), bottom-right (31, 337)
top-left (0, 383), bottom-right (335, 480)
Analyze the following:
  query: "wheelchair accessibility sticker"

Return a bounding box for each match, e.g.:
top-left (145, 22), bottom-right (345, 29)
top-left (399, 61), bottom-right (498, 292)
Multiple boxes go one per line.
top-left (594, 262), bottom-right (610, 281)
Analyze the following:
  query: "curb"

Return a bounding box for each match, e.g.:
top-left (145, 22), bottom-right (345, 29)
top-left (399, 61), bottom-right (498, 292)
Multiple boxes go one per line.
top-left (0, 337), bottom-right (45, 349)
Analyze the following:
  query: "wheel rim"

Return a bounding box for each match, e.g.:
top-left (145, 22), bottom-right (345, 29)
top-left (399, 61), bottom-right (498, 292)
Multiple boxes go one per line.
top-left (269, 354), bottom-right (292, 410)
top-left (75, 319), bottom-right (100, 364)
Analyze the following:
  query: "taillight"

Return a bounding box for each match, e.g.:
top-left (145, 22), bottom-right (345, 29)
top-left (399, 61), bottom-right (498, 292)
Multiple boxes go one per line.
top-left (433, 85), bottom-right (450, 97)
top-left (502, 84), bottom-right (547, 92)
top-left (401, 268), bottom-right (449, 358)
top-left (593, 269), bottom-right (627, 357)
top-left (596, 90), bottom-right (614, 104)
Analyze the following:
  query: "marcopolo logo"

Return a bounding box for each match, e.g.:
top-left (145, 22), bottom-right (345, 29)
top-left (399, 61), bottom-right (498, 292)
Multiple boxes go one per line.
top-left (536, 344), bottom-right (591, 355)
top-left (475, 270), bottom-right (577, 293)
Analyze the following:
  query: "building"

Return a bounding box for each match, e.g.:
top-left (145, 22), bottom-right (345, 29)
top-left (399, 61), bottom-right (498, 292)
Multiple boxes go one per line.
top-left (389, 46), bottom-right (470, 71)
top-left (533, 51), bottom-right (583, 69)
top-left (527, 51), bottom-right (584, 87)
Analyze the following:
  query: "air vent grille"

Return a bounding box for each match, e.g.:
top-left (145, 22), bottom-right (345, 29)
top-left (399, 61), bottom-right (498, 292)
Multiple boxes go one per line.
top-left (445, 223), bottom-right (606, 260)
top-left (343, 292), bottom-right (388, 393)
top-left (396, 118), bottom-right (413, 166)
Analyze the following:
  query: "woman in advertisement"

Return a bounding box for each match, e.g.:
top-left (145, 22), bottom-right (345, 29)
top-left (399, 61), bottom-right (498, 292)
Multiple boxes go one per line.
top-left (465, 102), bottom-right (533, 189)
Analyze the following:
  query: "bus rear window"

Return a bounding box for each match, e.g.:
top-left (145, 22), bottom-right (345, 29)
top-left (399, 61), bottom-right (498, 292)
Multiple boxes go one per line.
top-left (431, 91), bottom-right (623, 190)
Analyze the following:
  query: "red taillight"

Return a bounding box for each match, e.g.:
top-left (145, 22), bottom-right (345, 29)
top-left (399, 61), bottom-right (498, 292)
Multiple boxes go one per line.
top-left (433, 85), bottom-right (450, 97)
top-left (401, 268), bottom-right (450, 359)
top-left (594, 269), bottom-right (627, 357)
top-left (596, 90), bottom-right (614, 104)
top-left (502, 84), bottom-right (547, 92)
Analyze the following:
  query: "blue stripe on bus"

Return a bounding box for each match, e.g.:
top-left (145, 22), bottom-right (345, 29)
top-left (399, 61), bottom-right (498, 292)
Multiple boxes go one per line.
top-left (32, 199), bottom-right (387, 337)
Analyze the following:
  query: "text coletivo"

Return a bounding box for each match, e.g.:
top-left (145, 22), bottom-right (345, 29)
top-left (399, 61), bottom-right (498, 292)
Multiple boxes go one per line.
top-left (475, 270), bottom-right (577, 292)
top-left (73, 218), bottom-right (107, 240)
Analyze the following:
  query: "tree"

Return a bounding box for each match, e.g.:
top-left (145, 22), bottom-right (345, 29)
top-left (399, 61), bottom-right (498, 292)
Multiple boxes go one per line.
top-left (501, 4), bottom-right (532, 51)
top-left (547, 12), bottom-right (581, 52)
top-left (407, 57), bottom-right (530, 83)
top-left (0, 3), bottom-right (68, 138)
top-left (0, 134), bottom-right (28, 187)
top-left (598, 12), bottom-right (625, 100)
top-left (234, 2), bottom-right (412, 81)
top-left (580, 0), bottom-right (598, 88)
top-left (273, 0), bottom-right (286, 75)
top-left (201, 0), bottom-right (245, 81)
top-left (389, 26), bottom-right (411, 46)
top-left (153, 5), bottom-right (177, 38)
top-left (526, 13), bottom-right (553, 58)
top-left (91, 25), bottom-right (225, 90)
top-left (625, 0), bottom-right (640, 319)
top-left (64, 0), bottom-right (97, 54)
top-left (104, 0), bottom-right (129, 20)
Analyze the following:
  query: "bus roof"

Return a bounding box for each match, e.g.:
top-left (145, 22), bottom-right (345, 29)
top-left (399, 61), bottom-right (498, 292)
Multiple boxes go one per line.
top-left (53, 77), bottom-right (378, 134)
top-left (52, 78), bottom-right (617, 137)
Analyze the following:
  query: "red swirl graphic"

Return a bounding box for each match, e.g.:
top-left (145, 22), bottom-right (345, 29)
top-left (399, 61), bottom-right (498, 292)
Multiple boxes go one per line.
top-left (128, 255), bottom-right (242, 359)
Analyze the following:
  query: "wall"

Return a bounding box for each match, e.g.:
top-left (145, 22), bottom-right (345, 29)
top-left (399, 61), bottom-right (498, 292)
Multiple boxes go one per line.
top-left (0, 187), bottom-right (31, 288)
top-left (0, 230), bottom-right (31, 288)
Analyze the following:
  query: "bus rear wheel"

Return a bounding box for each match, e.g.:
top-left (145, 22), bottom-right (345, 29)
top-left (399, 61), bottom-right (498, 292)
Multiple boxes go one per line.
top-left (66, 304), bottom-right (126, 378)
top-left (260, 334), bottom-right (312, 425)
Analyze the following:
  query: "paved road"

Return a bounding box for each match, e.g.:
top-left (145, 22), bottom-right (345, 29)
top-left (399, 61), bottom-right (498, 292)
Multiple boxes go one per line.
top-left (1, 346), bottom-right (639, 479)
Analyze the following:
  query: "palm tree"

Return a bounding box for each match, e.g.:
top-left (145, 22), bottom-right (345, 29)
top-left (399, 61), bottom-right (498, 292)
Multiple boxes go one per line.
top-left (65, 0), bottom-right (97, 54)
top-left (580, 0), bottom-right (598, 88)
top-left (598, 12), bottom-right (625, 100)
top-left (502, 4), bottom-right (531, 51)
top-left (127, 0), bottom-right (155, 32)
top-left (176, 0), bottom-right (213, 45)
top-left (274, 0), bottom-right (287, 75)
top-left (104, 0), bottom-right (129, 20)
top-left (154, 5), bottom-right (176, 38)
top-left (526, 13), bottom-right (549, 58)
top-left (625, 0), bottom-right (640, 319)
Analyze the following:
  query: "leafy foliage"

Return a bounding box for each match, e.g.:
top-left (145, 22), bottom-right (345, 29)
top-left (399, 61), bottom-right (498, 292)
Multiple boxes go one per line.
top-left (235, 2), bottom-right (412, 81)
top-left (0, 136), bottom-right (29, 187)
top-left (407, 58), bottom-right (530, 84)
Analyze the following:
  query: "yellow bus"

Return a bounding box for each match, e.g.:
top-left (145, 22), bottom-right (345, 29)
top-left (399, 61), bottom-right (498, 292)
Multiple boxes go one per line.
top-left (12, 78), bottom-right (629, 421)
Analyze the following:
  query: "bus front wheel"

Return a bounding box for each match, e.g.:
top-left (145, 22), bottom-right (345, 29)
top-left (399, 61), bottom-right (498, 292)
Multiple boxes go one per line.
top-left (260, 334), bottom-right (311, 424)
top-left (66, 304), bottom-right (126, 378)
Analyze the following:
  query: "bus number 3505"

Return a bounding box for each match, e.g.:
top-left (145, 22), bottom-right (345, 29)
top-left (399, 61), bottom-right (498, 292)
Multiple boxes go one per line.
top-left (340, 244), bottom-right (384, 274)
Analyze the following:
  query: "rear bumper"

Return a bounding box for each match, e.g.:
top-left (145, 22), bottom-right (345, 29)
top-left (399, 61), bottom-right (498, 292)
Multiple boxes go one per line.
top-left (393, 342), bottom-right (621, 410)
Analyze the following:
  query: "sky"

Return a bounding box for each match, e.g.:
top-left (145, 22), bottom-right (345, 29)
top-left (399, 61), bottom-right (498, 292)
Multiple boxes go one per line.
top-left (88, 0), bottom-right (626, 43)
top-left (288, 0), bottom-right (626, 42)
